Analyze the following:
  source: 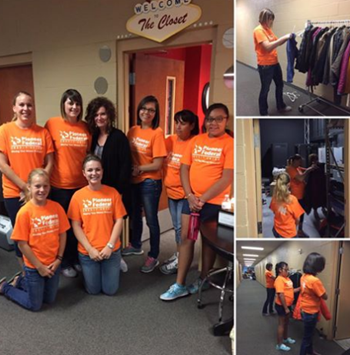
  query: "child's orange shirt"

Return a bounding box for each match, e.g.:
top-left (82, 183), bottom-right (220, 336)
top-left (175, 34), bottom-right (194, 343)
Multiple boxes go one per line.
top-left (127, 126), bottom-right (167, 184)
top-left (253, 24), bottom-right (278, 66)
top-left (163, 135), bottom-right (194, 200)
top-left (286, 166), bottom-right (306, 200)
top-left (68, 185), bottom-right (126, 255)
top-left (11, 200), bottom-right (70, 269)
top-left (300, 274), bottom-right (326, 314)
top-left (275, 275), bottom-right (294, 306)
top-left (0, 122), bottom-right (54, 198)
top-left (265, 270), bottom-right (275, 288)
top-left (45, 117), bottom-right (91, 189)
top-left (270, 195), bottom-right (305, 238)
top-left (181, 133), bottom-right (234, 205)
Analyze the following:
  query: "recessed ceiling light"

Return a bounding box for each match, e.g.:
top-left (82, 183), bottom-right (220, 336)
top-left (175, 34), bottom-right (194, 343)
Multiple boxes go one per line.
top-left (243, 254), bottom-right (259, 257)
top-left (241, 246), bottom-right (264, 251)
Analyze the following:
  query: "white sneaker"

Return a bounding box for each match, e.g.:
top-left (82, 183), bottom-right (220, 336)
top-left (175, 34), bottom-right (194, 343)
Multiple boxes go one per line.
top-left (120, 258), bottom-right (128, 273)
top-left (61, 267), bottom-right (77, 278)
top-left (163, 252), bottom-right (178, 265)
top-left (160, 257), bottom-right (178, 275)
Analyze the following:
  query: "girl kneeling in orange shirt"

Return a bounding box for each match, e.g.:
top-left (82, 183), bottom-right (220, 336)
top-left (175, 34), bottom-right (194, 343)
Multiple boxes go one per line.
top-left (0, 169), bottom-right (69, 311)
top-left (270, 172), bottom-right (305, 238)
top-left (299, 253), bottom-right (327, 355)
top-left (68, 155), bottom-right (126, 295)
top-left (274, 262), bottom-right (300, 351)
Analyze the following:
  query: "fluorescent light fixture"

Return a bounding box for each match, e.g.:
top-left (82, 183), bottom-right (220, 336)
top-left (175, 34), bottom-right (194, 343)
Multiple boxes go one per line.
top-left (243, 258), bottom-right (256, 260)
top-left (243, 254), bottom-right (259, 257)
top-left (241, 246), bottom-right (264, 251)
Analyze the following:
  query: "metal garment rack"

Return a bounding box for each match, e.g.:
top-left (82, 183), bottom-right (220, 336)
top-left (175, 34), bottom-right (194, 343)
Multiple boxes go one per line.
top-left (298, 20), bottom-right (350, 116)
top-left (324, 120), bottom-right (345, 237)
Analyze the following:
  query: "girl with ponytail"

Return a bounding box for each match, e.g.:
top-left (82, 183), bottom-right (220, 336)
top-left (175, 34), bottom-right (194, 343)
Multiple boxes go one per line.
top-left (270, 172), bottom-right (305, 238)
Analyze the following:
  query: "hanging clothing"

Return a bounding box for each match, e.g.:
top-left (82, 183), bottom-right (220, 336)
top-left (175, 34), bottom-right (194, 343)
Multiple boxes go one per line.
top-left (286, 33), bottom-right (299, 82)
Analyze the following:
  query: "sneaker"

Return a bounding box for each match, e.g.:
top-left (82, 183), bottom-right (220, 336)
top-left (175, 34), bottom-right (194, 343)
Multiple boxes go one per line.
top-left (61, 267), bottom-right (78, 278)
top-left (163, 252), bottom-right (178, 265)
top-left (73, 264), bottom-right (82, 273)
top-left (160, 283), bottom-right (189, 301)
top-left (278, 105), bottom-right (292, 113)
top-left (283, 338), bottom-right (296, 344)
top-left (160, 257), bottom-right (178, 275)
top-left (122, 243), bottom-right (144, 256)
top-left (120, 258), bottom-right (128, 273)
top-left (276, 344), bottom-right (291, 352)
top-left (188, 277), bottom-right (210, 294)
top-left (140, 257), bottom-right (159, 273)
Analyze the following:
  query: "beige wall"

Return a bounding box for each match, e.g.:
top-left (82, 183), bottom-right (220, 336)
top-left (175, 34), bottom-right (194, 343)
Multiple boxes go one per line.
top-left (254, 241), bottom-right (339, 339)
top-left (0, 0), bottom-right (233, 126)
top-left (236, 119), bottom-right (259, 237)
top-left (236, 0), bottom-right (350, 104)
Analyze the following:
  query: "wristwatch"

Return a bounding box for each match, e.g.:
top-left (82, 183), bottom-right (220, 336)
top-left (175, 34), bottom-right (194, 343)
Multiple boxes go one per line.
top-left (107, 243), bottom-right (114, 250)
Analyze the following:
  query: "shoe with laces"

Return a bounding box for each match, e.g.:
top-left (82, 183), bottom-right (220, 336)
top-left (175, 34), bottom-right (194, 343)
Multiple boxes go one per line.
top-left (160, 257), bottom-right (178, 275)
top-left (188, 277), bottom-right (210, 294)
top-left (283, 338), bottom-right (296, 344)
top-left (276, 344), bottom-right (291, 351)
top-left (122, 244), bottom-right (144, 256)
top-left (160, 283), bottom-right (189, 301)
top-left (120, 257), bottom-right (128, 273)
top-left (61, 267), bottom-right (78, 278)
top-left (163, 252), bottom-right (178, 265)
top-left (140, 257), bottom-right (159, 273)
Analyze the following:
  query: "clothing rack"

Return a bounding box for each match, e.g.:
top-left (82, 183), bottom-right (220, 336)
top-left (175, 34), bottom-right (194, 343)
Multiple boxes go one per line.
top-left (298, 19), bottom-right (350, 116)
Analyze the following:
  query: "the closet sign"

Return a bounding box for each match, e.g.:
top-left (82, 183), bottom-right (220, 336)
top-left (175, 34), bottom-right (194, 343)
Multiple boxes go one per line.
top-left (126, 0), bottom-right (202, 43)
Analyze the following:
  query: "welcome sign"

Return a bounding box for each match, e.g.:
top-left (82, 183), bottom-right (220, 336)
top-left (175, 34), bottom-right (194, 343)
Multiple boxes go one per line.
top-left (126, 0), bottom-right (202, 43)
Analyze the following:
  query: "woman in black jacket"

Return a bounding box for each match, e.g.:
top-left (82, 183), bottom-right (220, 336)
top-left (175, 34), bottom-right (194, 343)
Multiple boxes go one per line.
top-left (85, 97), bottom-right (132, 272)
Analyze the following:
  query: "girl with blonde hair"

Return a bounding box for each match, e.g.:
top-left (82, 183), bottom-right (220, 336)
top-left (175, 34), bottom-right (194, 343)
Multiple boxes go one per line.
top-left (270, 172), bottom-right (305, 238)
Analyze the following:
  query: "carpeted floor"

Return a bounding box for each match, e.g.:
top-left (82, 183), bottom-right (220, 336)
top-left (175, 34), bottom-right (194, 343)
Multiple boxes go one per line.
top-left (0, 230), bottom-right (233, 355)
top-left (236, 62), bottom-right (350, 117)
top-left (236, 279), bottom-right (344, 355)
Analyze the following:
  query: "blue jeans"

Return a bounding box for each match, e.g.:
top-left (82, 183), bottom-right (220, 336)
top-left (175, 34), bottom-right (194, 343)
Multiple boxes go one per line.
top-left (130, 179), bottom-right (162, 259)
top-left (262, 287), bottom-right (276, 314)
top-left (168, 198), bottom-right (185, 244)
top-left (50, 186), bottom-right (79, 268)
top-left (2, 266), bottom-right (61, 311)
top-left (300, 311), bottom-right (319, 355)
top-left (4, 197), bottom-right (23, 257)
top-left (79, 250), bottom-right (121, 295)
top-left (258, 63), bottom-right (286, 115)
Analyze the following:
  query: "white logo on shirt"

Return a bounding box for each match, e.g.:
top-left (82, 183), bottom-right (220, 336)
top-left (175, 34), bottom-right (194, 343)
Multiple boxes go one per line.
top-left (193, 144), bottom-right (223, 164)
top-left (82, 198), bottom-right (112, 215)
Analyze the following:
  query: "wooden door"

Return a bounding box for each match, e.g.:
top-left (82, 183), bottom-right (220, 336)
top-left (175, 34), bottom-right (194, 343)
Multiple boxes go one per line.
top-left (334, 242), bottom-right (350, 339)
top-left (0, 65), bottom-right (35, 125)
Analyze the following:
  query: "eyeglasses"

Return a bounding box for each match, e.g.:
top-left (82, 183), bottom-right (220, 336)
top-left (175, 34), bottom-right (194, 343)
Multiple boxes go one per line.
top-left (141, 107), bottom-right (156, 114)
top-left (206, 116), bottom-right (228, 124)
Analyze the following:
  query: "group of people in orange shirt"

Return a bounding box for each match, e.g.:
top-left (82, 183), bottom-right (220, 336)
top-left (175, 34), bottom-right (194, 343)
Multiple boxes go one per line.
top-left (0, 89), bottom-right (234, 310)
top-left (262, 253), bottom-right (327, 354)
top-left (270, 154), bottom-right (318, 238)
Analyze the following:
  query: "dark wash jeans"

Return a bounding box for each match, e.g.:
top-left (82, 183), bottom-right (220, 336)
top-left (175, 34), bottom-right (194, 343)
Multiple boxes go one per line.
top-left (130, 179), bottom-right (162, 259)
top-left (262, 287), bottom-right (276, 314)
top-left (50, 186), bottom-right (80, 268)
top-left (300, 311), bottom-right (318, 355)
top-left (258, 63), bottom-right (286, 115)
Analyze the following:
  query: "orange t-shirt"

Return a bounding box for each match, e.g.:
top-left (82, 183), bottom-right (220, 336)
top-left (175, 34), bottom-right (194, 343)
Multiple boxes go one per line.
top-left (275, 275), bottom-right (294, 306)
top-left (270, 195), bottom-right (305, 238)
top-left (253, 24), bottom-right (278, 66)
top-left (0, 122), bottom-right (54, 198)
top-left (45, 117), bottom-right (91, 189)
top-left (300, 274), bottom-right (326, 314)
top-left (11, 200), bottom-right (70, 269)
top-left (67, 185), bottom-right (126, 255)
top-left (181, 133), bottom-right (234, 205)
top-left (127, 126), bottom-right (167, 184)
top-left (163, 135), bottom-right (194, 200)
top-left (265, 270), bottom-right (275, 288)
top-left (286, 166), bottom-right (306, 200)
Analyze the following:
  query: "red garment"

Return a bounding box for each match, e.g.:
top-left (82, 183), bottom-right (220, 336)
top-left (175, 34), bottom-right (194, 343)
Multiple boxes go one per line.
top-left (293, 294), bottom-right (331, 321)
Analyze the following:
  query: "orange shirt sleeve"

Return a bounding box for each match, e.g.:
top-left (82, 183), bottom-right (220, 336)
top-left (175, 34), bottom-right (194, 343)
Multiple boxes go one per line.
top-left (67, 193), bottom-right (81, 222)
top-left (274, 277), bottom-right (284, 294)
top-left (11, 207), bottom-right (30, 242)
top-left (152, 128), bottom-right (167, 159)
